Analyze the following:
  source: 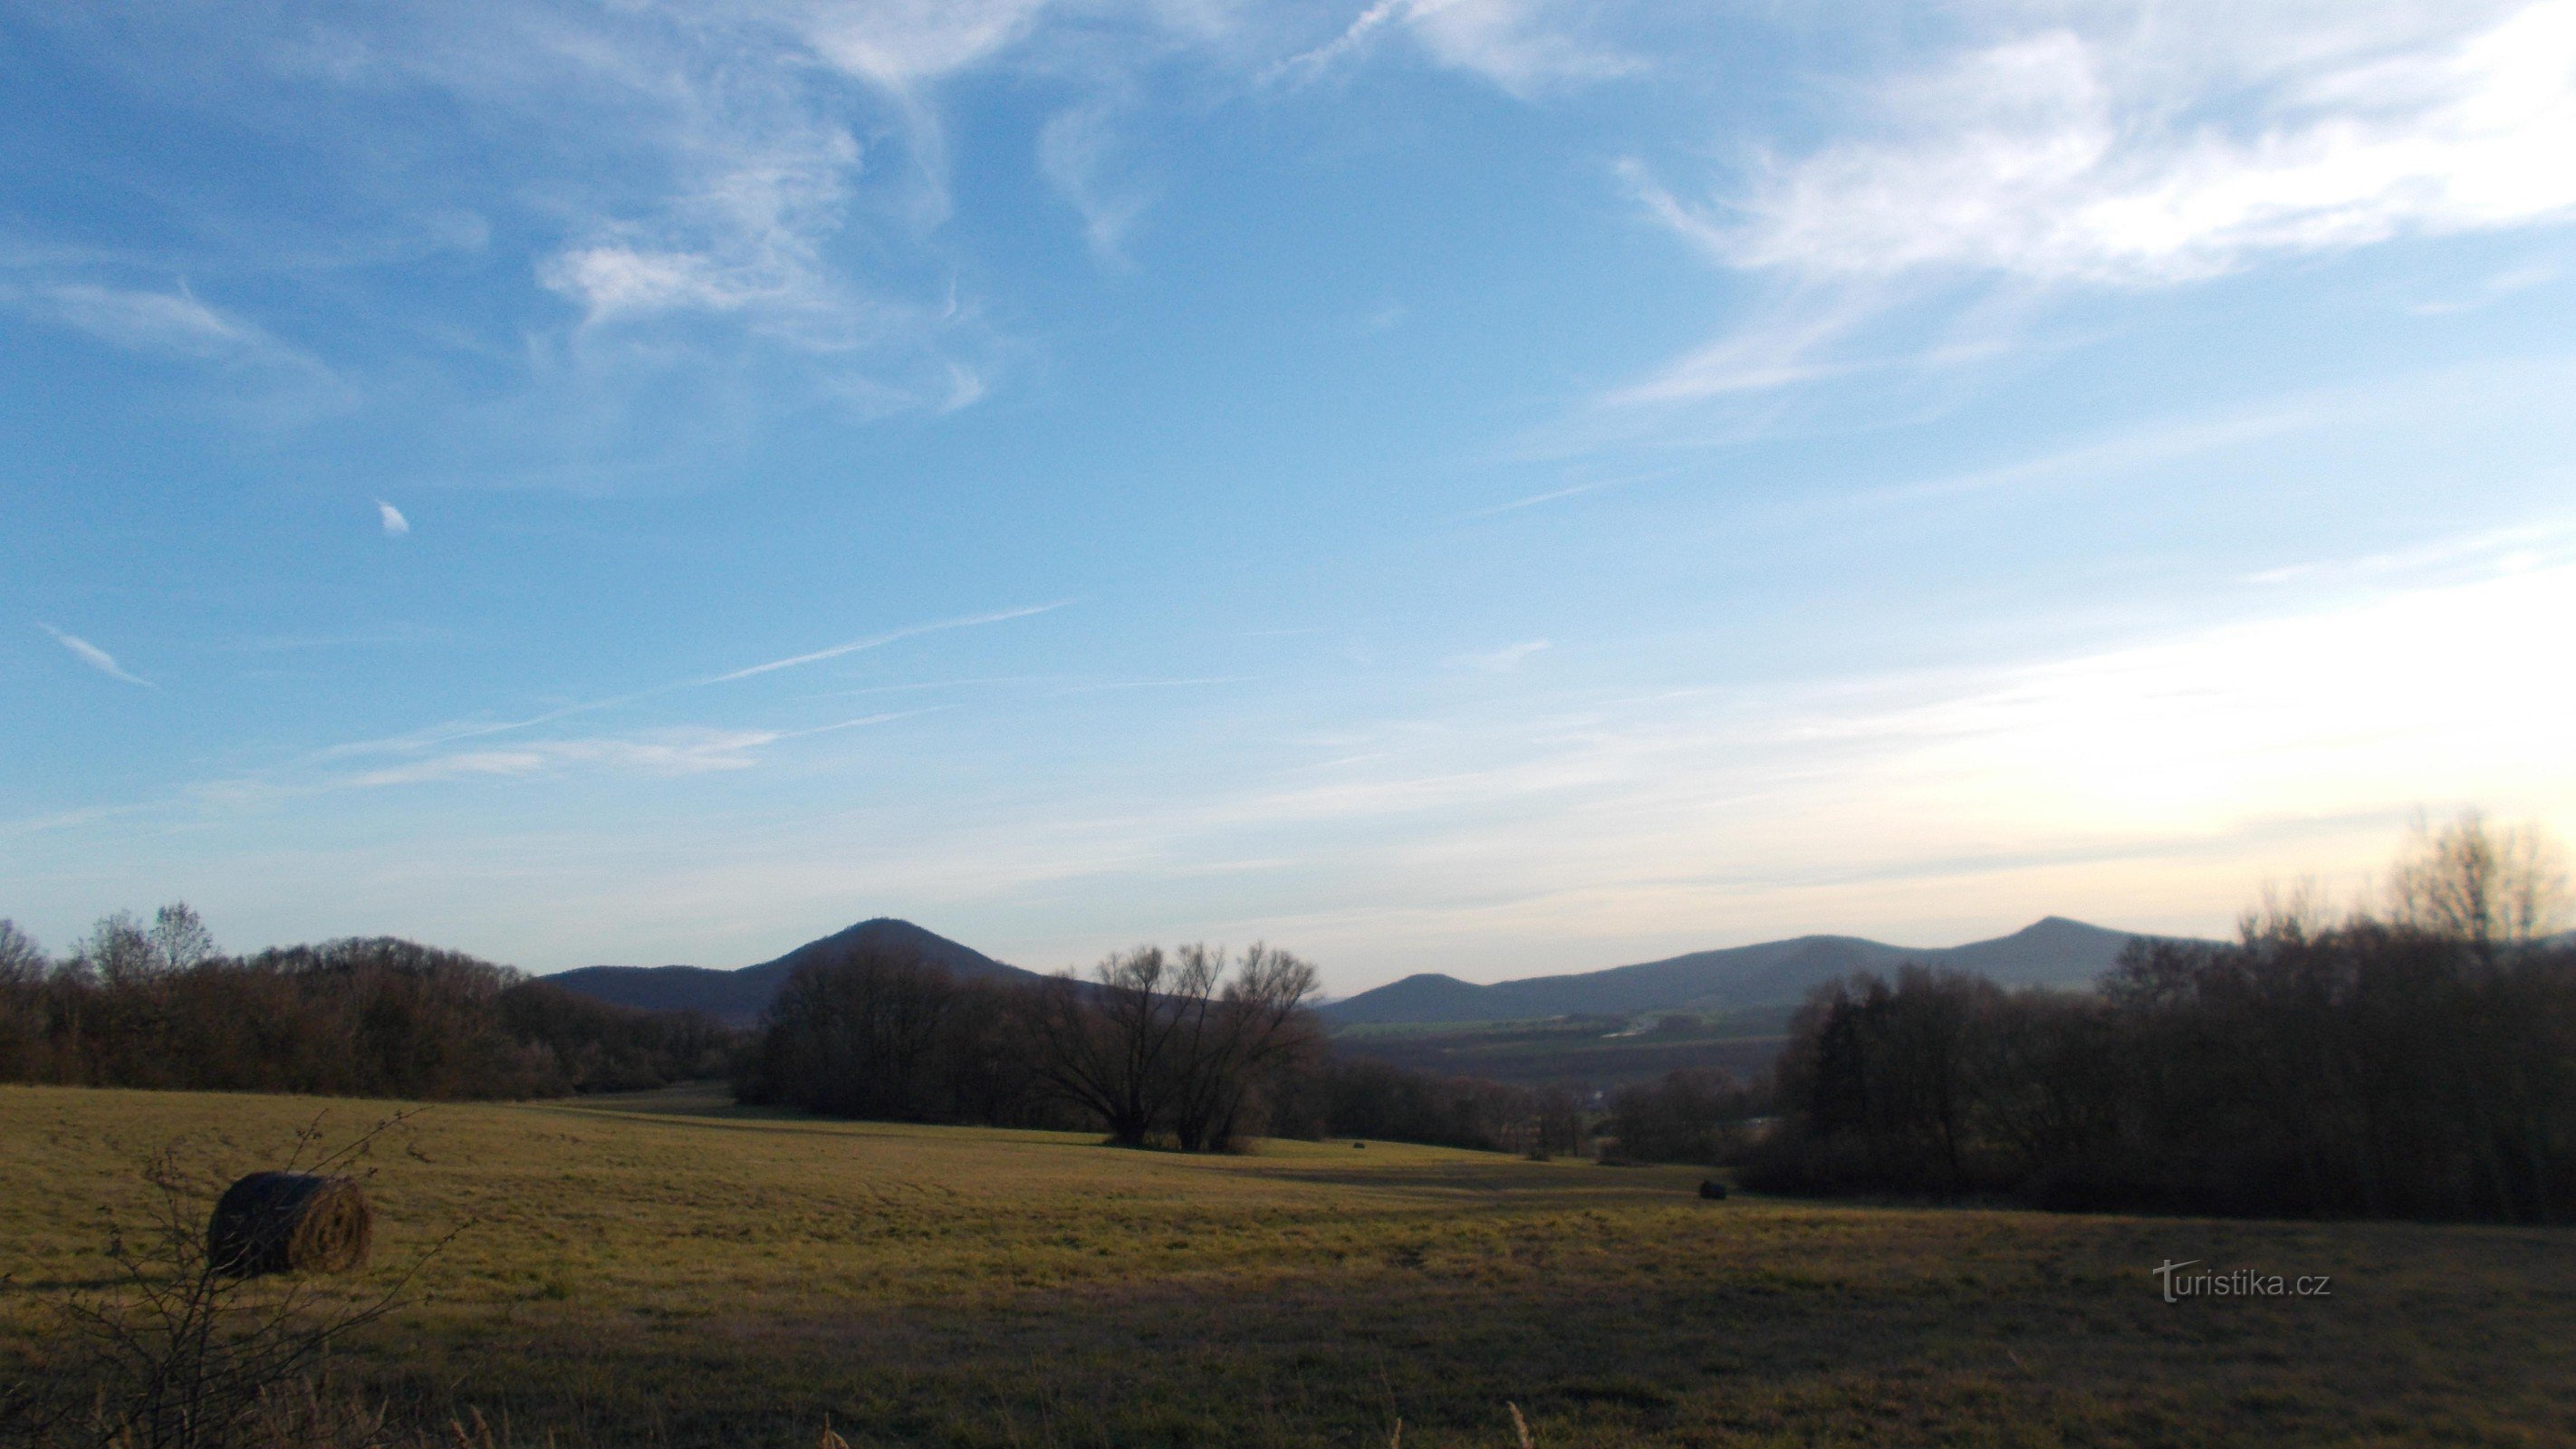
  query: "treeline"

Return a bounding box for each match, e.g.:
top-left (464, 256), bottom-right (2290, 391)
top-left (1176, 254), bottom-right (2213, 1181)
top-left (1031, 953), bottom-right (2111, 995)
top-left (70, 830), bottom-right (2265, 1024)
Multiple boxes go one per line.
top-left (731, 942), bottom-right (1067, 1128)
top-left (737, 942), bottom-right (1324, 1149)
top-left (1602, 1067), bottom-right (1767, 1165)
top-left (0, 907), bottom-right (729, 1099)
top-left (737, 939), bottom-right (1680, 1154)
top-left (1748, 817), bottom-right (2576, 1222)
top-left (0, 902), bottom-right (1741, 1155)
top-left (1296, 1058), bottom-right (1590, 1155)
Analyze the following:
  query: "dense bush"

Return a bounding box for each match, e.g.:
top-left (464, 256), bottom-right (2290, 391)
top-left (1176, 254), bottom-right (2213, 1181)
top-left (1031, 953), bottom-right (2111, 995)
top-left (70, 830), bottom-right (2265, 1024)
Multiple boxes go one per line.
top-left (0, 912), bottom-right (728, 1099)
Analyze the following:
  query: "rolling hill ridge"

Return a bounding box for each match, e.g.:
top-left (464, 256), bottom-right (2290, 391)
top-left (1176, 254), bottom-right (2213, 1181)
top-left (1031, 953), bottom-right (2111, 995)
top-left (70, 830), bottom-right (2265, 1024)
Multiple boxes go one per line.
top-left (549, 915), bottom-right (2161, 1032)
top-left (1320, 916), bottom-right (2146, 1027)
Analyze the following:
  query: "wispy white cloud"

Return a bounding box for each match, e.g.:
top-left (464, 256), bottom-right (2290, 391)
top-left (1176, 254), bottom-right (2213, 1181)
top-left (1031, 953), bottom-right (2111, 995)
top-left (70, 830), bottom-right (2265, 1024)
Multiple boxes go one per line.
top-left (304, 600), bottom-right (1072, 763)
top-left (1722, 7), bottom-right (2576, 286)
top-left (6, 0), bottom-right (1636, 438)
top-left (2243, 518), bottom-right (2576, 587)
top-left (340, 728), bottom-right (779, 787)
top-left (774, 709), bottom-right (933, 739)
top-left (1279, 0), bottom-right (1637, 95)
top-left (2407, 259), bottom-right (2562, 315)
top-left (1456, 482), bottom-right (1609, 518)
top-left (144, 710), bottom-right (944, 828)
top-left (703, 600), bottom-right (1074, 684)
top-left (528, 87), bottom-right (884, 357)
top-left (1854, 395), bottom-right (2336, 507)
top-left (1618, 1), bottom-right (2576, 404)
top-left (1038, 103), bottom-right (1150, 264)
top-left (1453, 467), bottom-right (1681, 520)
top-left (1448, 638), bottom-right (1550, 672)
top-left (3, 279), bottom-right (323, 376)
top-left (23, 282), bottom-right (242, 355)
top-left (1404, 0), bottom-right (1639, 96)
top-left (1045, 675), bottom-right (1261, 696)
top-left (336, 712), bottom-right (923, 789)
top-left (795, 0), bottom-right (1053, 89)
top-left (1275, 0), bottom-right (1403, 82)
top-left (1834, 352), bottom-right (2576, 513)
top-left (1596, 281), bottom-right (1890, 407)
top-left (237, 625), bottom-right (448, 654)
top-left (799, 675), bottom-right (1044, 699)
top-left (937, 361), bottom-right (988, 413)
top-left (2, 0), bottom-right (1034, 428)
top-left (0, 801), bottom-right (160, 840)
top-left (376, 500), bottom-right (410, 536)
top-left (541, 247), bottom-right (768, 321)
top-left (512, 0), bottom-right (1178, 375)
top-left (37, 623), bottom-right (152, 687)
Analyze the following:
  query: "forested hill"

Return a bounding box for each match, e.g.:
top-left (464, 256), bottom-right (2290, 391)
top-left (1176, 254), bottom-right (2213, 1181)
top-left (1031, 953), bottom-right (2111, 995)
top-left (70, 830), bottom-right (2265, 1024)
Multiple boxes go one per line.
top-left (546, 917), bottom-right (1037, 1026)
top-left (1322, 916), bottom-right (2148, 1026)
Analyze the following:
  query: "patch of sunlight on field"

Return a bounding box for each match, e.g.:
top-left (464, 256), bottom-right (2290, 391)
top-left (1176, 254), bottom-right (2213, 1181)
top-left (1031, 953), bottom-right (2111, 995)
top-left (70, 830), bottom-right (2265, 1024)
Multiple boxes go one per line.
top-left (5, 1083), bottom-right (2572, 1448)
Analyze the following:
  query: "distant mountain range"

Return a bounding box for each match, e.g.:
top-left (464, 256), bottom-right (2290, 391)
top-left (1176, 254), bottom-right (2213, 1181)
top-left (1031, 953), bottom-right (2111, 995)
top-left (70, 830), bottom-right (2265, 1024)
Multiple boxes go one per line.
top-left (1318, 916), bottom-right (2149, 1027)
top-left (544, 918), bottom-right (1039, 1027)
top-left (546, 913), bottom-right (2164, 1032)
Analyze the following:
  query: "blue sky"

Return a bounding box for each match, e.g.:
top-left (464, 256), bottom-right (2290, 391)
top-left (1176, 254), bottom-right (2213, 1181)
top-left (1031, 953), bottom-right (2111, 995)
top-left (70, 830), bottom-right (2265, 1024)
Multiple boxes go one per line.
top-left (5, 0), bottom-right (2573, 991)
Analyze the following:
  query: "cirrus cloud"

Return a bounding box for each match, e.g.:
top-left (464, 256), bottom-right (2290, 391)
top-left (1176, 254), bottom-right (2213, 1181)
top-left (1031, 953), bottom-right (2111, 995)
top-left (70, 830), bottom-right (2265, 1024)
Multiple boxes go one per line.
top-left (1279, 0), bottom-right (1638, 96)
top-left (1617, 0), bottom-right (2576, 405)
top-left (38, 623), bottom-right (152, 687)
top-left (1725, 4), bottom-right (2576, 286)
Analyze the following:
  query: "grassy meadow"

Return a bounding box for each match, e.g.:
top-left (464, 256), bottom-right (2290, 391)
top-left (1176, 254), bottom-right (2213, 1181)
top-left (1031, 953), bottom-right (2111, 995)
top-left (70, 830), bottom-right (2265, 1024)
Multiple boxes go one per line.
top-left (3, 1083), bottom-right (2571, 1449)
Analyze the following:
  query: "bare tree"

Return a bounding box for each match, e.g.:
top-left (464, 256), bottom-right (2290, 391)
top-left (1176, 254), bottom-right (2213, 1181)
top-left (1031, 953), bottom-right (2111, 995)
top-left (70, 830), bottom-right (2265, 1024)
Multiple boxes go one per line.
top-left (2236, 877), bottom-right (2340, 945)
top-left (1025, 944), bottom-right (1321, 1150)
top-left (67, 911), bottom-right (157, 987)
top-left (147, 904), bottom-right (217, 974)
top-left (1164, 945), bottom-right (1320, 1151)
top-left (0, 922), bottom-right (47, 1082)
top-left (2389, 811), bottom-right (2569, 957)
top-left (1025, 947), bottom-right (1197, 1147)
top-left (0, 920), bottom-right (44, 986)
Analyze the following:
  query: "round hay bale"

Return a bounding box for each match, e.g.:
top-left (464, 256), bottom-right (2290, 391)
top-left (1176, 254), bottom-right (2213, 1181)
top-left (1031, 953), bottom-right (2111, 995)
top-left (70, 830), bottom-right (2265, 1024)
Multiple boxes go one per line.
top-left (1697, 1178), bottom-right (1730, 1201)
top-left (207, 1172), bottom-right (373, 1277)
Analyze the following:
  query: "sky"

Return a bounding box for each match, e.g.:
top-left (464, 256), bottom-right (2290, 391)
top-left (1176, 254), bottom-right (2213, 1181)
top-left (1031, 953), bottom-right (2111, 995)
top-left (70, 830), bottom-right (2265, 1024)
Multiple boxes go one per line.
top-left (4, 0), bottom-right (2574, 993)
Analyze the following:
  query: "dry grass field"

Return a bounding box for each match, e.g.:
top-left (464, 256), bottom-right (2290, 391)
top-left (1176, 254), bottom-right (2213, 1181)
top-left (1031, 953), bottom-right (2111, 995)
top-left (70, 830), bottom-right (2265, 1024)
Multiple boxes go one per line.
top-left (3, 1081), bottom-right (2571, 1448)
